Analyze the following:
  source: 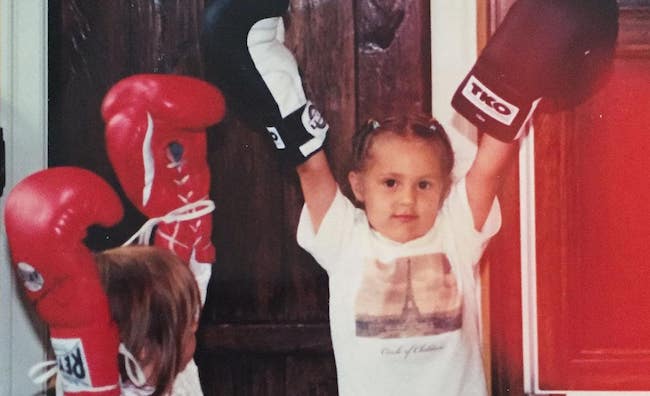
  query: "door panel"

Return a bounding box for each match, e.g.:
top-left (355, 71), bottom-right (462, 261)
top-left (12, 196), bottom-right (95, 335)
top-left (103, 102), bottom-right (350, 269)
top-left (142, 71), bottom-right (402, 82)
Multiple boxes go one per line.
top-left (536, 48), bottom-right (650, 391)
top-left (485, 0), bottom-right (650, 395)
top-left (490, 0), bottom-right (650, 394)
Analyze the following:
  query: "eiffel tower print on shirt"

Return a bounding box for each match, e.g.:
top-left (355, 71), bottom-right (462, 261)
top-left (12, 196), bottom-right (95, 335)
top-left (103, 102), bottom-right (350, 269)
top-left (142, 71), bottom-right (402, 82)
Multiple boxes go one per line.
top-left (355, 253), bottom-right (462, 339)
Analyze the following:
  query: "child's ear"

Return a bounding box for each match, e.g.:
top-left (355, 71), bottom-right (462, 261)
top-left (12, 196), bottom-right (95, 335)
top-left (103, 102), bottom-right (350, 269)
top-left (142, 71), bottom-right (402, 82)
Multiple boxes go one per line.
top-left (348, 171), bottom-right (364, 203)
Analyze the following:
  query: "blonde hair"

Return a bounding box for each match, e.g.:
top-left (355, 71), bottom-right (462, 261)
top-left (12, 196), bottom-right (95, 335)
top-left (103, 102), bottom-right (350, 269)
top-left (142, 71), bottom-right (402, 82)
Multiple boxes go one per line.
top-left (351, 114), bottom-right (455, 180)
top-left (95, 245), bottom-right (201, 396)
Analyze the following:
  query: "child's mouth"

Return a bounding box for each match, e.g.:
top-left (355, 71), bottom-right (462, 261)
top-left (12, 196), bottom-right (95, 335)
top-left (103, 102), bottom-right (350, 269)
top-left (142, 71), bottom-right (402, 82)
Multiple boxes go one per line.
top-left (392, 214), bottom-right (417, 222)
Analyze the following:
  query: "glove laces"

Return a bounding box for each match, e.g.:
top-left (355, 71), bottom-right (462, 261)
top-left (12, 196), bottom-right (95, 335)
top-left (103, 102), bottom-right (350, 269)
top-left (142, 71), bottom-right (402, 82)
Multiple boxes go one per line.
top-left (119, 343), bottom-right (148, 387)
top-left (122, 199), bottom-right (215, 247)
top-left (28, 343), bottom-right (146, 394)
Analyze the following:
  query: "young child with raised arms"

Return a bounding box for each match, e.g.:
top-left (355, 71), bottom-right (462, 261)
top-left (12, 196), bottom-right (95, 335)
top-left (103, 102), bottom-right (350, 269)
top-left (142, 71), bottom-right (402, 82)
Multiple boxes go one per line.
top-left (202, 0), bottom-right (615, 394)
top-left (293, 115), bottom-right (511, 395)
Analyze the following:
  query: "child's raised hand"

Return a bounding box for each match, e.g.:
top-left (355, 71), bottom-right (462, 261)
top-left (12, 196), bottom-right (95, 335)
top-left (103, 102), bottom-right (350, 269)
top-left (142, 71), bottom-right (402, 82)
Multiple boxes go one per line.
top-left (202, 0), bottom-right (329, 166)
top-left (452, 0), bottom-right (618, 142)
top-left (5, 167), bottom-right (123, 395)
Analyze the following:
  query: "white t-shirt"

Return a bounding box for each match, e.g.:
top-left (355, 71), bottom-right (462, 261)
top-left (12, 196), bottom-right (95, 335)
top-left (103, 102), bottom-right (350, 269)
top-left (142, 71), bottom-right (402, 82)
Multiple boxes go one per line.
top-left (297, 178), bottom-right (500, 396)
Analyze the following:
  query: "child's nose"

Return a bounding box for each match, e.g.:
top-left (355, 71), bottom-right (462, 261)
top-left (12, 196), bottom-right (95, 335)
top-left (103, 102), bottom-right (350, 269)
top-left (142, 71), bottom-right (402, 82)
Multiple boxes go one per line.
top-left (398, 185), bottom-right (416, 205)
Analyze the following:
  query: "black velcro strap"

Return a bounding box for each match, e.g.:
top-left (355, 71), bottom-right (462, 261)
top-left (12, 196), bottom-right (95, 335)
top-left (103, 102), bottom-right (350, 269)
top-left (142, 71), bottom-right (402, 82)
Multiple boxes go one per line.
top-left (265, 102), bottom-right (329, 166)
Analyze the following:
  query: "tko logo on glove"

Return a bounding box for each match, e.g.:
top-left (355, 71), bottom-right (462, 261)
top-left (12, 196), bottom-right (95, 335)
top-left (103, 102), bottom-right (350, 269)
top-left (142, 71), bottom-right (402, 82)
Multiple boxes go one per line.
top-left (462, 75), bottom-right (519, 126)
top-left (52, 337), bottom-right (93, 390)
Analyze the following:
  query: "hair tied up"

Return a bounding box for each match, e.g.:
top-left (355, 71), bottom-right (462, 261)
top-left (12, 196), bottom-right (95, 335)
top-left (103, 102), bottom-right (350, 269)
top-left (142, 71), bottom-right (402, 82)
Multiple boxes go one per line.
top-left (352, 118), bottom-right (381, 167)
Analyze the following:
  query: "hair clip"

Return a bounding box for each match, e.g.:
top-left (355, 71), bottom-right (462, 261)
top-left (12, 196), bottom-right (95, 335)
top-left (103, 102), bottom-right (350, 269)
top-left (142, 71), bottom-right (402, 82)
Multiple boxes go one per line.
top-left (353, 118), bottom-right (381, 164)
top-left (429, 119), bottom-right (442, 132)
top-left (355, 118), bottom-right (381, 139)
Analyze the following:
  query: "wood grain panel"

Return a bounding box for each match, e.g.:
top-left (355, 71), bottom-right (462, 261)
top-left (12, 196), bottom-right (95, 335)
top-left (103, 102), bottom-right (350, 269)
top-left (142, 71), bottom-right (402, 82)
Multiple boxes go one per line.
top-left (195, 352), bottom-right (286, 396)
top-left (198, 323), bottom-right (332, 353)
top-left (355, 0), bottom-right (431, 123)
top-left (618, 3), bottom-right (650, 57)
top-left (50, 0), bottom-right (206, 249)
top-left (283, 0), bottom-right (356, 321)
top-left (285, 354), bottom-right (339, 396)
top-left (202, 0), bottom-right (355, 324)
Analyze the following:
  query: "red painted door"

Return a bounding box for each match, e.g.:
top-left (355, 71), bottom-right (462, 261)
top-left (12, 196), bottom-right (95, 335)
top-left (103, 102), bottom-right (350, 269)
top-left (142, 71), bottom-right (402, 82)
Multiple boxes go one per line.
top-left (535, 4), bottom-right (650, 389)
top-left (489, 1), bottom-right (650, 394)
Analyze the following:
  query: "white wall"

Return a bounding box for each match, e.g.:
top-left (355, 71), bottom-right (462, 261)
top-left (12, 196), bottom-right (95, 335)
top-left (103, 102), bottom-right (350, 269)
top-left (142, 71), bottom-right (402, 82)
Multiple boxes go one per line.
top-left (0, 0), bottom-right (49, 394)
top-left (430, 0), bottom-right (479, 181)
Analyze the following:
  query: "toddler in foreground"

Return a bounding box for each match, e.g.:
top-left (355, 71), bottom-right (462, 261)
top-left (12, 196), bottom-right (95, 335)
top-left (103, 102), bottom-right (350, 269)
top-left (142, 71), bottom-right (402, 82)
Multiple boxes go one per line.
top-left (96, 245), bottom-right (202, 396)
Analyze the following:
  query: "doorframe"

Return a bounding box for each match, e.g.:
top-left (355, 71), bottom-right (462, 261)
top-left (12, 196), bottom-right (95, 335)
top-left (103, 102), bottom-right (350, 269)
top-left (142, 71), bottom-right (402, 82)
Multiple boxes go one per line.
top-left (0, 0), bottom-right (49, 394)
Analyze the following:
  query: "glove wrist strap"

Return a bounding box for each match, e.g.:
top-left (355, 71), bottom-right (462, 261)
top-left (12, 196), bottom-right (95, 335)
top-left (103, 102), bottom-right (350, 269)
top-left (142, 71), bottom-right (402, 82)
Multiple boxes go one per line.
top-left (266, 101), bottom-right (329, 166)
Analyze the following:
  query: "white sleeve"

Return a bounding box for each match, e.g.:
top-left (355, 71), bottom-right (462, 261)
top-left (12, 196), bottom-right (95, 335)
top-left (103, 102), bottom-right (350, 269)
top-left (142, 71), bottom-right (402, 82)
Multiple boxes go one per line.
top-left (169, 359), bottom-right (204, 396)
top-left (188, 258), bottom-right (212, 306)
top-left (442, 177), bottom-right (502, 266)
top-left (296, 188), bottom-right (359, 273)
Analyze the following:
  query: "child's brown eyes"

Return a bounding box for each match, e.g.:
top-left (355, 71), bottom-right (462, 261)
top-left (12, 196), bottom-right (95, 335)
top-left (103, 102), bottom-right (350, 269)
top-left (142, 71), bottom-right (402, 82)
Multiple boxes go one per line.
top-left (382, 180), bottom-right (433, 189)
top-left (383, 179), bottom-right (397, 188)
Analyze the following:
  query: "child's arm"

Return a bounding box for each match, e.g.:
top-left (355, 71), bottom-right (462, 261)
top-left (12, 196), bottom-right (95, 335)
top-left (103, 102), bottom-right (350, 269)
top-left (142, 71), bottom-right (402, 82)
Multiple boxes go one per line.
top-left (465, 133), bottom-right (519, 231)
top-left (203, 2), bottom-right (337, 232)
top-left (296, 150), bottom-right (338, 232)
top-left (451, 0), bottom-right (617, 230)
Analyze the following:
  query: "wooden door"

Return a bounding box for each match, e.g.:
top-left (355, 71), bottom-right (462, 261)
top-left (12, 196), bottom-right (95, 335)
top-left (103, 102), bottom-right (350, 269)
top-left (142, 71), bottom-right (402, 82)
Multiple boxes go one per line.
top-left (488, 0), bottom-right (650, 394)
top-left (48, 1), bottom-right (431, 394)
top-left (535, 1), bottom-right (650, 391)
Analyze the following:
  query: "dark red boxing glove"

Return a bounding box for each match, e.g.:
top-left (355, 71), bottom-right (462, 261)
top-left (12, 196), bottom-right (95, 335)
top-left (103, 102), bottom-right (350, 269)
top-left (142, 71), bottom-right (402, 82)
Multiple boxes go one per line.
top-left (102, 74), bottom-right (225, 266)
top-left (452, 0), bottom-right (618, 141)
top-left (4, 167), bottom-right (123, 395)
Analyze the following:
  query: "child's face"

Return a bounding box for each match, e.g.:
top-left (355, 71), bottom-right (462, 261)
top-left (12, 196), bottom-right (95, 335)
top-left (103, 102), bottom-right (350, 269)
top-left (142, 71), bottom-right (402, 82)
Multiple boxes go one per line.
top-left (349, 133), bottom-right (449, 243)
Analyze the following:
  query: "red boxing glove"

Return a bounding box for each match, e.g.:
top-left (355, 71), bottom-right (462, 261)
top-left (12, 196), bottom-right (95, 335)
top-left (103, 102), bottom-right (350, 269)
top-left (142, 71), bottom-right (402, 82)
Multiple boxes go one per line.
top-left (4, 167), bottom-right (123, 395)
top-left (102, 74), bottom-right (225, 264)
